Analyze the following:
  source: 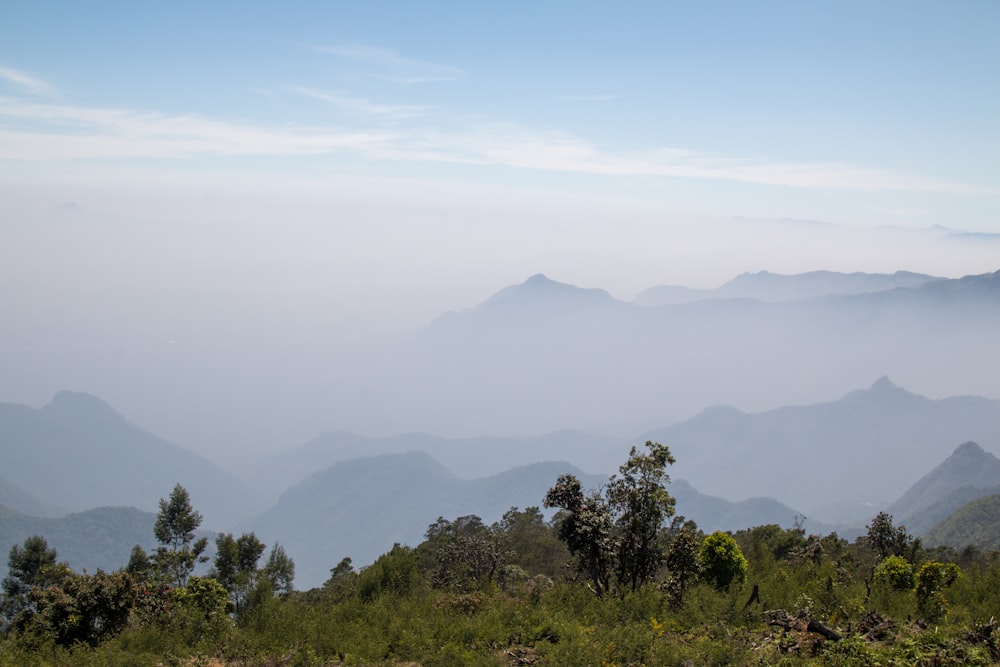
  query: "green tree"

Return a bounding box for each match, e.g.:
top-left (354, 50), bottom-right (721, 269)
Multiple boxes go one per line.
top-left (358, 544), bottom-right (421, 602)
top-left (606, 441), bottom-right (677, 592)
top-left (866, 512), bottom-right (919, 562)
top-left (915, 560), bottom-right (960, 621)
top-left (495, 506), bottom-right (569, 579)
top-left (171, 575), bottom-right (233, 621)
top-left (153, 484), bottom-right (209, 587)
top-left (544, 474), bottom-right (615, 597)
top-left (212, 532), bottom-right (266, 614)
top-left (698, 531), bottom-right (747, 591)
top-left (663, 519), bottom-right (701, 608)
top-left (323, 557), bottom-right (358, 601)
top-left (421, 515), bottom-right (510, 592)
top-left (262, 543), bottom-right (295, 595)
top-left (1, 535), bottom-right (68, 633)
top-left (545, 441), bottom-right (678, 597)
top-left (26, 570), bottom-right (139, 647)
top-left (125, 544), bottom-right (153, 579)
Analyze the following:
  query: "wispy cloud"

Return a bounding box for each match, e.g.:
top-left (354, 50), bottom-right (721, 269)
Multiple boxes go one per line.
top-left (311, 45), bottom-right (465, 84)
top-left (551, 94), bottom-right (618, 102)
top-left (287, 86), bottom-right (432, 119)
top-left (0, 95), bottom-right (988, 196)
top-left (0, 65), bottom-right (56, 96)
top-left (0, 96), bottom-right (392, 160)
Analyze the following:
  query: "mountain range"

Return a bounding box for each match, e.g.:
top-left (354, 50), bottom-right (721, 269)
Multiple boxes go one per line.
top-left (2, 267), bottom-right (999, 588)
top-left (243, 428), bottom-right (620, 505)
top-left (643, 377), bottom-right (1000, 524)
top-left (886, 441), bottom-right (1000, 537)
top-left (0, 505), bottom-right (157, 578)
top-left (0, 391), bottom-right (260, 528)
top-left (2, 379), bottom-right (998, 588)
top-left (315, 269), bottom-right (1000, 440)
top-left (633, 269), bottom-right (941, 306)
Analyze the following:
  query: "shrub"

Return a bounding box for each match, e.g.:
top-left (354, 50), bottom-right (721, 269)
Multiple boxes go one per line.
top-left (874, 554), bottom-right (915, 591)
top-left (698, 532), bottom-right (747, 591)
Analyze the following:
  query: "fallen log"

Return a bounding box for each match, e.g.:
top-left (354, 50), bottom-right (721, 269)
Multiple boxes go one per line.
top-left (765, 609), bottom-right (842, 641)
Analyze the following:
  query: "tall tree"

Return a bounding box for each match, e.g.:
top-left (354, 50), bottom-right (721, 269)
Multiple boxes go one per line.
top-left (545, 441), bottom-right (678, 597)
top-left (544, 475), bottom-right (615, 597)
top-left (263, 543), bottom-right (295, 595)
top-left (212, 532), bottom-right (266, 613)
top-left (495, 506), bottom-right (569, 579)
top-left (663, 518), bottom-right (701, 608)
top-left (153, 484), bottom-right (209, 587)
top-left (0, 535), bottom-right (66, 632)
top-left (607, 441), bottom-right (677, 592)
top-left (422, 515), bottom-right (510, 591)
top-left (866, 512), bottom-right (919, 562)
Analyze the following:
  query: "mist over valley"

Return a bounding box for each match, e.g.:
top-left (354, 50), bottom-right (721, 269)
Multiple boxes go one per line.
top-left (2, 268), bottom-right (999, 588)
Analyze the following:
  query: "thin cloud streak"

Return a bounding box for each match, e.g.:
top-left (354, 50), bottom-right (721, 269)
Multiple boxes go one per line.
top-left (0, 95), bottom-right (988, 195)
top-left (0, 65), bottom-right (56, 96)
top-left (288, 86), bottom-right (432, 119)
top-left (552, 94), bottom-right (618, 102)
top-left (0, 97), bottom-right (393, 159)
top-left (311, 44), bottom-right (466, 84)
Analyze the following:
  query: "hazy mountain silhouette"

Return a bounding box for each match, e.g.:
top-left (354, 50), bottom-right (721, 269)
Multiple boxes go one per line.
top-left (244, 449), bottom-right (822, 589)
top-left (245, 452), bottom-right (604, 588)
top-left (0, 392), bottom-right (260, 527)
top-left (464, 273), bottom-right (625, 316)
top-left (0, 477), bottom-right (67, 518)
top-left (885, 442), bottom-right (1000, 536)
top-left (639, 378), bottom-right (1000, 524)
top-left (244, 428), bottom-right (620, 503)
top-left (320, 269), bottom-right (1000, 439)
top-left (634, 269), bottom-right (940, 306)
top-left (668, 479), bottom-right (835, 535)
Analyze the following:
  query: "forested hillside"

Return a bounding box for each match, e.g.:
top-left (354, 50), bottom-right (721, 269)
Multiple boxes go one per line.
top-left (4, 444), bottom-right (1000, 666)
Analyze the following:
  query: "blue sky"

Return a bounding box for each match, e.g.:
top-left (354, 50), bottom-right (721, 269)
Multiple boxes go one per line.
top-left (1, 1), bottom-right (999, 315)
top-left (2, 0), bottom-right (1000, 455)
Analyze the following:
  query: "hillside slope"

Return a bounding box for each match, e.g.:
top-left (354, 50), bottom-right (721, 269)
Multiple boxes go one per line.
top-left (0, 506), bottom-right (158, 579)
top-left (886, 441), bottom-right (1000, 535)
top-left (0, 391), bottom-right (259, 527)
top-left (639, 380), bottom-right (1000, 523)
top-left (924, 494), bottom-right (1000, 549)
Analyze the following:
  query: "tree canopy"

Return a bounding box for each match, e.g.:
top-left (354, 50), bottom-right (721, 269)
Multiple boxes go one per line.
top-left (153, 484), bottom-right (209, 587)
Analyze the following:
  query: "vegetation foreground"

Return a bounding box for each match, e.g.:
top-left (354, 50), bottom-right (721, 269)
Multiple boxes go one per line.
top-left (3, 443), bottom-right (1000, 666)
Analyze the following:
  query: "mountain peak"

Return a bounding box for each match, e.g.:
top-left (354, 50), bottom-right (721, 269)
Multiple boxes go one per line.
top-left (952, 441), bottom-right (988, 459)
top-left (886, 440), bottom-right (1000, 531)
top-left (870, 376), bottom-right (898, 392)
top-left (474, 274), bottom-right (620, 312)
top-left (42, 391), bottom-right (127, 425)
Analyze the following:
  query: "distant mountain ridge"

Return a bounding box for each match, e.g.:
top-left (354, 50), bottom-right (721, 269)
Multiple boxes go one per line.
top-left (2, 378), bottom-right (995, 590)
top-left (244, 428), bottom-right (621, 502)
top-left (0, 391), bottom-right (260, 527)
top-left (319, 268), bottom-right (1000, 439)
top-left (924, 494), bottom-right (1000, 550)
top-left (886, 442), bottom-right (1000, 536)
top-left (633, 269), bottom-right (941, 306)
top-left (0, 477), bottom-right (66, 518)
top-left (244, 449), bottom-right (820, 589)
top-left (246, 452), bottom-right (603, 588)
top-left (0, 506), bottom-right (158, 579)
top-left (640, 378), bottom-right (1000, 524)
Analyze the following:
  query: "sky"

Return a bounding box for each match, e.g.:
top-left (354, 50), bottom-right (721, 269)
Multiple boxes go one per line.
top-left (2, 1), bottom-right (999, 457)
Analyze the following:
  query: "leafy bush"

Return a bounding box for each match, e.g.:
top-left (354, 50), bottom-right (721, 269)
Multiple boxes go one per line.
top-left (874, 554), bottom-right (915, 591)
top-left (698, 531), bottom-right (747, 591)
